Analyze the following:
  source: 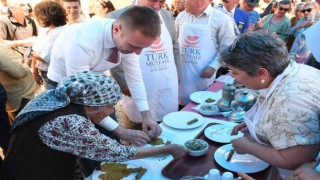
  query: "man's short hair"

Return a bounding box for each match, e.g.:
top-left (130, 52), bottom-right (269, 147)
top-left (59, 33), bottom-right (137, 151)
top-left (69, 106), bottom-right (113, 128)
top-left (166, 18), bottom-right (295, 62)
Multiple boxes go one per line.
top-left (61, 0), bottom-right (81, 6)
top-left (118, 6), bottom-right (161, 38)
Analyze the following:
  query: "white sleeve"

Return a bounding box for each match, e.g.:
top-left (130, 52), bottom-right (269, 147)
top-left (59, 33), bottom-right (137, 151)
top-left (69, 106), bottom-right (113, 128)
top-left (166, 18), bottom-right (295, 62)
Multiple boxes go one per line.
top-left (121, 53), bottom-right (149, 111)
top-left (98, 116), bottom-right (119, 131)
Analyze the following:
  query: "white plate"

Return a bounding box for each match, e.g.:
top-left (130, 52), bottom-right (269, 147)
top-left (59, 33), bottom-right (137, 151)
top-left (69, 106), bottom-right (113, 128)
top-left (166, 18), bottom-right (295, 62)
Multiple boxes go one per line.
top-left (214, 144), bottom-right (269, 173)
top-left (190, 91), bottom-right (221, 104)
top-left (91, 160), bottom-right (152, 180)
top-left (204, 124), bottom-right (243, 143)
top-left (163, 111), bottom-right (204, 129)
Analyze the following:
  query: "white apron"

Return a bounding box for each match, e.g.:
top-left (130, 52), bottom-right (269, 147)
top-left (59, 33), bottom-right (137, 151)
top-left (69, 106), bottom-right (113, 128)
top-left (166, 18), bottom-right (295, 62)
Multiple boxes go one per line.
top-left (244, 61), bottom-right (298, 178)
top-left (122, 14), bottom-right (178, 122)
top-left (178, 11), bottom-right (217, 105)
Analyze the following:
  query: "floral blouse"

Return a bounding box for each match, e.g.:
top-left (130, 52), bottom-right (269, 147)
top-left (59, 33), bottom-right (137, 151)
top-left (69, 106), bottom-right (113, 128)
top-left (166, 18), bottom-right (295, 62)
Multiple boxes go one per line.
top-left (38, 114), bottom-right (137, 162)
top-left (255, 63), bottom-right (320, 150)
top-left (263, 14), bottom-right (291, 41)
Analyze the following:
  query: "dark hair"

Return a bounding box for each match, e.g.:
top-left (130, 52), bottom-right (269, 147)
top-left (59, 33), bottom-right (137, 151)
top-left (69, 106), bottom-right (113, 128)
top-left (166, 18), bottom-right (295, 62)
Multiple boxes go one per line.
top-left (273, 0), bottom-right (292, 12)
top-left (218, 30), bottom-right (290, 77)
top-left (62, 0), bottom-right (81, 6)
top-left (34, 1), bottom-right (67, 27)
top-left (118, 6), bottom-right (161, 38)
top-left (100, 0), bottom-right (115, 13)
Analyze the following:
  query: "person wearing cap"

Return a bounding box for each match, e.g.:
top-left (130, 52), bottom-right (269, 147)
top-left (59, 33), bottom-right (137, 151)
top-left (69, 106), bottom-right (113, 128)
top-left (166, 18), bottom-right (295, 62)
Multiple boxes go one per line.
top-left (217, 0), bottom-right (250, 34)
top-left (238, 0), bottom-right (260, 31)
top-left (0, 71), bottom-right (189, 180)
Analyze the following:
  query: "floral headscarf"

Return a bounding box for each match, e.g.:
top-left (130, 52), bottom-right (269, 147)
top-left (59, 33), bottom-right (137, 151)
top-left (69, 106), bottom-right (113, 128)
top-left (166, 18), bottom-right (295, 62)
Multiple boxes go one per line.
top-left (12, 71), bottom-right (121, 129)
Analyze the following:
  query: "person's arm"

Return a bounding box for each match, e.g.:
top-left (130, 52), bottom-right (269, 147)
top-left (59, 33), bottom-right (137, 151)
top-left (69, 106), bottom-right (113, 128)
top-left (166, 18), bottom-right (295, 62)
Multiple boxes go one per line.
top-left (0, 45), bottom-right (29, 79)
top-left (98, 116), bottom-right (151, 146)
top-left (231, 136), bottom-right (319, 169)
top-left (31, 57), bottom-right (43, 85)
top-left (39, 114), bottom-right (187, 161)
top-left (121, 53), bottom-right (162, 138)
top-left (206, 13), bottom-right (236, 76)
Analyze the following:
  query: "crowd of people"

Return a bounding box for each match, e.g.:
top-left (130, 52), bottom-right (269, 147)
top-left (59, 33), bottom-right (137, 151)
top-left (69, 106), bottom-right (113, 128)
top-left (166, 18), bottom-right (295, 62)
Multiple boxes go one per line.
top-left (0, 0), bottom-right (319, 179)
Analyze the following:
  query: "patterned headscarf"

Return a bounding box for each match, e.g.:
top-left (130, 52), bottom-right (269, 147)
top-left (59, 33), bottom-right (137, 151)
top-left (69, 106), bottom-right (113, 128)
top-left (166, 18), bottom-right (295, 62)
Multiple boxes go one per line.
top-left (12, 71), bottom-right (121, 129)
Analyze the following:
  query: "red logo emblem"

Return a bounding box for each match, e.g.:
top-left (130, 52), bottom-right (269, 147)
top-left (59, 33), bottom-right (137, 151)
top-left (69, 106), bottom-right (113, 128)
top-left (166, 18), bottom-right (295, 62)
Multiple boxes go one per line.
top-left (184, 36), bottom-right (200, 46)
top-left (150, 38), bottom-right (164, 50)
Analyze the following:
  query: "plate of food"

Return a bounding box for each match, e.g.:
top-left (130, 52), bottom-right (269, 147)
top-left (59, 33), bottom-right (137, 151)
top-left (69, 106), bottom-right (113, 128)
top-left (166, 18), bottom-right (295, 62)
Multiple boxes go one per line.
top-left (190, 91), bottom-right (221, 104)
top-left (163, 111), bottom-right (204, 129)
top-left (91, 160), bottom-right (152, 180)
top-left (214, 144), bottom-right (269, 173)
top-left (204, 124), bottom-right (243, 143)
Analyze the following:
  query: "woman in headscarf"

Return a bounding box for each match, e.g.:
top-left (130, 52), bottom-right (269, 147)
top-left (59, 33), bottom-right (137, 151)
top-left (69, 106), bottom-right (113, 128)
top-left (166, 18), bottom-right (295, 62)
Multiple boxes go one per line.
top-left (1, 71), bottom-right (188, 180)
top-left (220, 30), bottom-right (320, 179)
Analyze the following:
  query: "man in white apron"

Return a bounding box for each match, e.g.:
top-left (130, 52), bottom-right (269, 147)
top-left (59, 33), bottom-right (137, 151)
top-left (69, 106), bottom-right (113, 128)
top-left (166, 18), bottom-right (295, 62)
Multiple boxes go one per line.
top-left (108, 0), bottom-right (180, 129)
top-left (175, 0), bottom-right (236, 105)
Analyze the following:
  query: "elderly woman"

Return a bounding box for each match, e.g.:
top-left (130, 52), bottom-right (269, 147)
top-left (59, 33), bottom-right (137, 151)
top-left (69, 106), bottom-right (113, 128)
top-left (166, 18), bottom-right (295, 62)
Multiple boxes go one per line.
top-left (256, 0), bottom-right (291, 41)
top-left (219, 31), bottom-right (320, 179)
top-left (31, 1), bottom-right (67, 90)
top-left (1, 71), bottom-right (188, 179)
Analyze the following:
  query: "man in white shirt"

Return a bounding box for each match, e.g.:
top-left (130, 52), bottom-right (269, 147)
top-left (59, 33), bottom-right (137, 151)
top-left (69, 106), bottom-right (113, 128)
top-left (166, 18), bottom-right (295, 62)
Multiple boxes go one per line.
top-left (61, 0), bottom-right (88, 24)
top-left (108, 0), bottom-right (181, 131)
top-left (176, 0), bottom-right (236, 106)
top-left (48, 6), bottom-right (162, 142)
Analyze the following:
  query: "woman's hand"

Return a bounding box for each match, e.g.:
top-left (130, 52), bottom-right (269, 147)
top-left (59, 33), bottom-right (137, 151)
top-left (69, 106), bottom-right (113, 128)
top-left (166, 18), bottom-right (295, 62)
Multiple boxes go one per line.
top-left (231, 136), bottom-right (255, 154)
top-left (231, 122), bottom-right (248, 135)
top-left (293, 165), bottom-right (320, 180)
top-left (113, 126), bottom-right (150, 146)
top-left (165, 144), bottom-right (189, 159)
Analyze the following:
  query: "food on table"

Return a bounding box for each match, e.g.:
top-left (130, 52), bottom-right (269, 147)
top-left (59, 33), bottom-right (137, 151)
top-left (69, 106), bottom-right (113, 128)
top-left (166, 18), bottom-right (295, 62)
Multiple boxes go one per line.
top-left (99, 162), bottom-right (146, 180)
top-left (200, 105), bottom-right (218, 111)
top-left (148, 137), bottom-right (171, 146)
top-left (187, 118), bottom-right (198, 125)
top-left (135, 168), bottom-right (147, 179)
top-left (226, 149), bottom-right (234, 161)
top-left (205, 97), bottom-right (216, 103)
top-left (184, 139), bottom-right (207, 151)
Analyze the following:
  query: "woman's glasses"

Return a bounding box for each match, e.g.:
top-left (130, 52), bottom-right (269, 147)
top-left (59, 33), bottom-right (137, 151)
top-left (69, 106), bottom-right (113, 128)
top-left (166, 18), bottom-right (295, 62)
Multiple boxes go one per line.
top-left (301, 8), bottom-right (312, 13)
top-left (278, 7), bottom-right (289, 12)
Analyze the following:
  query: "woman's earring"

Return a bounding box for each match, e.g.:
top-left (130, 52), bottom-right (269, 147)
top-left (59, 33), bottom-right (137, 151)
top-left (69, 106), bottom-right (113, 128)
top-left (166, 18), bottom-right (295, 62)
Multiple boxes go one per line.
top-left (261, 79), bottom-right (265, 84)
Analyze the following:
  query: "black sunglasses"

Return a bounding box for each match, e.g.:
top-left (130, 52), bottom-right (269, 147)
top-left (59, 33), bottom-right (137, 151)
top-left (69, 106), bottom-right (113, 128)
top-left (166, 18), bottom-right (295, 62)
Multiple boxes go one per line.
top-left (279, 7), bottom-right (289, 11)
top-left (301, 8), bottom-right (312, 13)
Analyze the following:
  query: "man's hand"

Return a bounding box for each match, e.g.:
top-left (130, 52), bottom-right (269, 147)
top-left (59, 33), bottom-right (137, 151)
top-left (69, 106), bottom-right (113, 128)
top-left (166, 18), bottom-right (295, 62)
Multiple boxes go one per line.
top-left (141, 110), bottom-right (162, 139)
top-left (32, 73), bottom-right (43, 85)
top-left (200, 66), bottom-right (216, 78)
top-left (112, 125), bottom-right (150, 146)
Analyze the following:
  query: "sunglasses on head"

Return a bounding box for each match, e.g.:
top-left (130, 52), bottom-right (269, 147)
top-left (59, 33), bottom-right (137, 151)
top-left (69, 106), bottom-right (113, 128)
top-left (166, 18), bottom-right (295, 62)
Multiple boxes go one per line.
top-left (279, 7), bottom-right (289, 11)
top-left (301, 8), bottom-right (312, 13)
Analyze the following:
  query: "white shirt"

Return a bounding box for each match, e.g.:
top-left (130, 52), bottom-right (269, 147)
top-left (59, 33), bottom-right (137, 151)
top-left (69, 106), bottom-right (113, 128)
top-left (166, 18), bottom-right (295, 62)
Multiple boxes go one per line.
top-left (48, 19), bottom-right (149, 111)
top-left (175, 5), bottom-right (235, 70)
top-left (33, 26), bottom-right (65, 71)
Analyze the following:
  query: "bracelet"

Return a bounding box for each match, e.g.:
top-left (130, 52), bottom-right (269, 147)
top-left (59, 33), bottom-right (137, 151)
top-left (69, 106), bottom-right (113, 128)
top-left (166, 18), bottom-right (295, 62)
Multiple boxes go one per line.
top-left (32, 72), bottom-right (39, 75)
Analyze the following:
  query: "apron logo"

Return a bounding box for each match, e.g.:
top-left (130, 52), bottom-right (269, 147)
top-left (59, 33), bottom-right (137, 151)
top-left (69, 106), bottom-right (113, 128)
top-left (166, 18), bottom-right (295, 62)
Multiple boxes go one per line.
top-left (149, 38), bottom-right (165, 52)
top-left (184, 36), bottom-right (200, 47)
